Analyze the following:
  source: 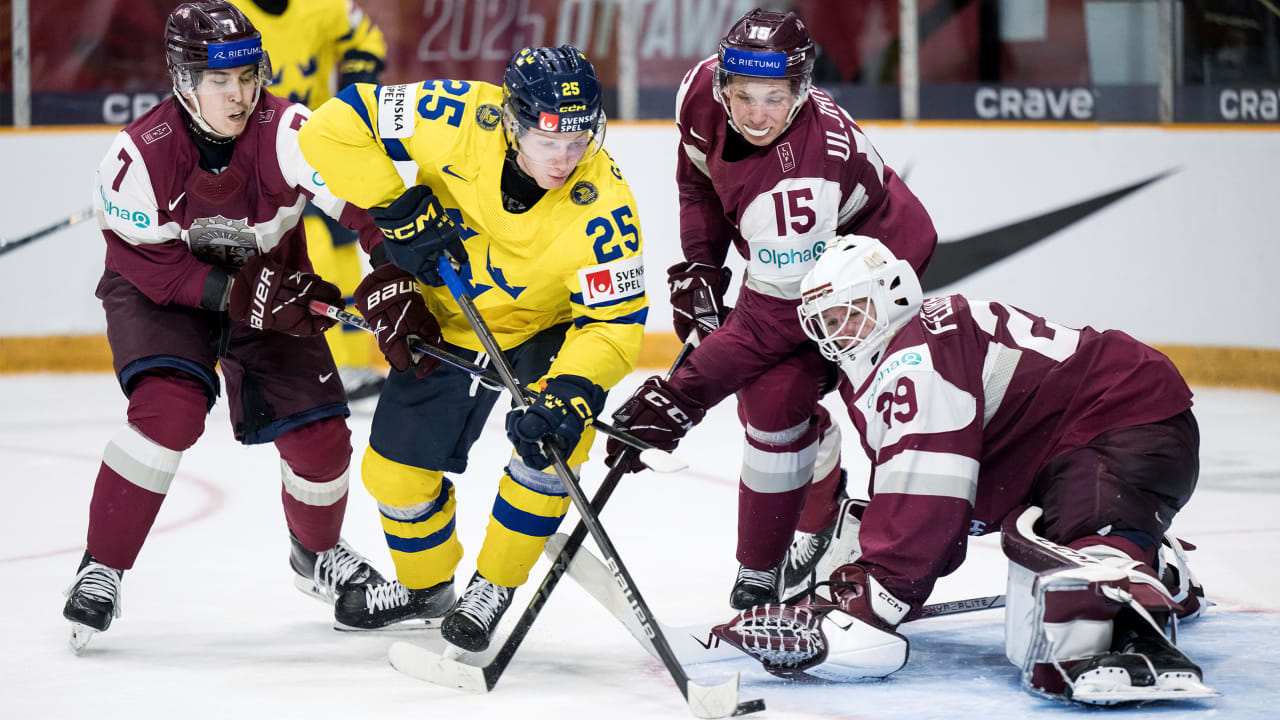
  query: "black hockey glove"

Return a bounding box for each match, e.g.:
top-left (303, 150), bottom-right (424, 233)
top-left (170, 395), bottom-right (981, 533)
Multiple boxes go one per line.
top-left (505, 375), bottom-right (606, 470)
top-left (338, 50), bottom-right (385, 88)
top-left (369, 185), bottom-right (469, 287)
top-left (668, 261), bottom-right (732, 345)
top-left (604, 377), bottom-right (706, 474)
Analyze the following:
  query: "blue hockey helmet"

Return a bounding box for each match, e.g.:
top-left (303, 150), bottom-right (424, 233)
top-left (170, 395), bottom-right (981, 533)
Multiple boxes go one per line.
top-left (501, 45), bottom-right (606, 165)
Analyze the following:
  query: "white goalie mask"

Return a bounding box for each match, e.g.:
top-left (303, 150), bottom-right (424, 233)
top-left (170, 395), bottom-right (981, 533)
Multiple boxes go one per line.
top-left (797, 235), bottom-right (923, 386)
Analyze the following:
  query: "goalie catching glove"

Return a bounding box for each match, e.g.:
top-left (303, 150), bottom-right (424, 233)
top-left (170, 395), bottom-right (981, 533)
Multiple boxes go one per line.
top-left (227, 254), bottom-right (341, 336)
top-left (354, 263), bottom-right (443, 377)
top-left (369, 185), bottom-right (468, 287)
top-left (712, 563), bottom-right (910, 682)
top-left (604, 377), bottom-right (706, 473)
top-left (667, 261), bottom-right (732, 344)
top-left (505, 375), bottom-right (606, 469)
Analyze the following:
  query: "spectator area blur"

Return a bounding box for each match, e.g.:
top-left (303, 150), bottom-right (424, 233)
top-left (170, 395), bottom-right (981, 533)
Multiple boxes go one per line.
top-left (2, 0), bottom-right (1278, 125)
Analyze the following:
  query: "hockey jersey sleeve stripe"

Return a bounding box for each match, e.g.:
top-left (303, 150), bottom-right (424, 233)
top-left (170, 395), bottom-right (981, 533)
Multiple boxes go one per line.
top-left (567, 292), bottom-right (645, 308)
top-left (876, 449), bottom-right (979, 503)
top-left (571, 307), bottom-right (648, 329)
top-left (383, 516), bottom-right (456, 553)
top-left (336, 84), bottom-right (374, 133)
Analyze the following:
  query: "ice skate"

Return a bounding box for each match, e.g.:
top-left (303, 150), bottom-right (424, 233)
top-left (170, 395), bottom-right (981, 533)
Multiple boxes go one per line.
top-left (440, 571), bottom-right (515, 652)
top-left (729, 562), bottom-right (783, 610)
top-left (63, 551), bottom-right (123, 655)
top-left (290, 533), bottom-right (386, 603)
top-left (335, 577), bottom-right (456, 630)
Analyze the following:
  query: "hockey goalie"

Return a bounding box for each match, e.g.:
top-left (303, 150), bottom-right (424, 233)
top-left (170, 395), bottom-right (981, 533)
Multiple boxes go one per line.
top-left (703, 235), bottom-right (1215, 704)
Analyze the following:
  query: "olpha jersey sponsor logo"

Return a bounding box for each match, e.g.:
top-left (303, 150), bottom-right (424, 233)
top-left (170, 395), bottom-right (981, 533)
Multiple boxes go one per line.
top-left (756, 238), bottom-right (826, 270)
top-left (98, 185), bottom-right (151, 228)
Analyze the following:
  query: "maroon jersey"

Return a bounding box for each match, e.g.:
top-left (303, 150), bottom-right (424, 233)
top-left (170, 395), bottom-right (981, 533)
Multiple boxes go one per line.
top-left (839, 294), bottom-right (1194, 606)
top-left (668, 56), bottom-right (937, 406)
top-left (92, 91), bottom-right (379, 308)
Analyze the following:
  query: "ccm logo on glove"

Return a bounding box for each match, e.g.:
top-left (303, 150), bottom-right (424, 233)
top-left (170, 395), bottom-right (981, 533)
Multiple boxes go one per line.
top-left (378, 202), bottom-right (448, 241)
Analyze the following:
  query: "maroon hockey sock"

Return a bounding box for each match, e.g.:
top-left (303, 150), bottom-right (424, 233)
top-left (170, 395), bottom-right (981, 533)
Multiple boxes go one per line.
top-left (86, 463), bottom-right (166, 570)
top-left (275, 416), bottom-right (352, 552)
top-left (796, 463), bottom-right (843, 533)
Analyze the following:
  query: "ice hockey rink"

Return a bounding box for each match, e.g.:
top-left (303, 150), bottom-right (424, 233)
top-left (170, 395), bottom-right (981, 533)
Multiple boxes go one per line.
top-left (2, 371), bottom-right (1278, 720)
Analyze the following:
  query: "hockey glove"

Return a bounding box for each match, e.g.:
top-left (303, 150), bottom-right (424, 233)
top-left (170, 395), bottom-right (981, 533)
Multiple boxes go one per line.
top-left (505, 375), bottom-right (606, 469)
top-left (369, 185), bottom-right (469, 287)
top-left (227, 254), bottom-right (342, 336)
top-left (668, 261), bottom-right (732, 344)
top-left (353, 263), bottom-right (443, 377)
top-left (604, 377), bottom-right (706, 473)
top-left (338, 50), bottom-right (385, 88)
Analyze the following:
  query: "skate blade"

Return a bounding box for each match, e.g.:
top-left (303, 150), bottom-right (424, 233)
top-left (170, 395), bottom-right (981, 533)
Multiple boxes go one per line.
top-left (69, 624), bottom-right (98, 655)
top-left (334, 616), bottom-right (443, 633)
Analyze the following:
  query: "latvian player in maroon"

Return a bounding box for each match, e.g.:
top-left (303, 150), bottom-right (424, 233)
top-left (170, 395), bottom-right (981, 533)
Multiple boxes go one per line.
top-left (605, 8), bottom-right (937, 609)
top-left (63, 1), bottom-right (388, 653)
top-left (711, 235), bottom-right (1214, 705)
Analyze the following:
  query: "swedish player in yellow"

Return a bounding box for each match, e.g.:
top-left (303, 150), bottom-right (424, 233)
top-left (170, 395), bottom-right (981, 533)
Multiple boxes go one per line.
top-left (298, 46), bottom-right (647, 650)
top-left (231, 0), bottom-right (388, 400)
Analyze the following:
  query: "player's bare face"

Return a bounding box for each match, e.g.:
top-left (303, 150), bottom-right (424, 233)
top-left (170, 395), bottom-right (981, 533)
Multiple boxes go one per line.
top-left (821, 299), bottom-right (877, 351)
top-left (516, 128), bottom-right (592, 189)
top-left (190, 66), bottom-right (258, 138)
top-left (726, 77), bottom-right (795, 147)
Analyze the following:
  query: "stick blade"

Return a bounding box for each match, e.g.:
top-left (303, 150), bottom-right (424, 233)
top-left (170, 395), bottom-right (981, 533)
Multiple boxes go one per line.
top-left (638, 447), bottom-right (689, 473)
top-left (388, 640), bottom-right (489, 692)
top-left (686, 673), bottom-right (751, 718)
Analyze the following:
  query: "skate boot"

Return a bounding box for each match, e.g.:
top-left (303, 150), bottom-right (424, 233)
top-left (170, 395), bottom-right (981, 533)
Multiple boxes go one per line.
top-left (729, 562), bottom-right (783, 610)
top-left (290, 533), bottom-right (386, 603)
top-left (335, 577), bottom-right (456, 630)
top-left (1111, 608), bottom-right (1206, 691)
top-left (63, 551), bottom-right (123, 654)
top-left (440, 571), bottom-right (515, 652)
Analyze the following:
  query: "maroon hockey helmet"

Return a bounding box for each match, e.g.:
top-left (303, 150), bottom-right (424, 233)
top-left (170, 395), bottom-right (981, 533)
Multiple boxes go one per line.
top-left (165, 2), bottom-right (272, 135)
top-left (714, 9), bottom-right (816, 132)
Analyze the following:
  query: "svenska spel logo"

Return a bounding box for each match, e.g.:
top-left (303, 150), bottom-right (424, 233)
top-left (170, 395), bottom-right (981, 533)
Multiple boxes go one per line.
top-left (539, 112), bottom-right (559, 131)
top-left (584, 269), bottom-right (613, 299)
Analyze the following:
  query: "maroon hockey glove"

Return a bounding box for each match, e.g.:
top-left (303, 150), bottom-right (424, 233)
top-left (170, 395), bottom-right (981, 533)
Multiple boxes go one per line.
top-left (668, 261), bottom-right (732, 344)
top-left (604, 377), bottom-right (706, 473)
top-left (353, 263), bottom-right (443, 377)
top-left (227, 254), bottom-right (341, 336)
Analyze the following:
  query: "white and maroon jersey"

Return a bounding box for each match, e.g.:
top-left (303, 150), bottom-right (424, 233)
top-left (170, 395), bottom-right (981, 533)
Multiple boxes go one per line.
top-left (675, 55), bottom-right (936, 300)
top-left (92, 91), bottom-right (379, 308)
top-left (666, 57), bottom-right (937, 406)
top-left (840, 295), bottom-right (1194, 606)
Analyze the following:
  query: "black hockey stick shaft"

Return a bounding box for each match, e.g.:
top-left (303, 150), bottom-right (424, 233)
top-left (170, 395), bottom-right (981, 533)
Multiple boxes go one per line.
top-left (0, 206), bottom-right (93, 256)
top-left (308, 299), bottom-right (662, 458)
top-left (480, 342), bottom-right (696, 689)
top-left (437, 258), bottom-right (762, 715)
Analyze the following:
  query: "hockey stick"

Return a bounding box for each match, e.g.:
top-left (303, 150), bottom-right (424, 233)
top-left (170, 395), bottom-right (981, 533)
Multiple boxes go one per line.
top-left (546, 533), bottom-right (1006, 665)
top-left (0, 206), bottom-right (93, 257)
top-left (308, 299), bottom-right (686, 474)
top-left (390, 256), bottom-right (763, 718)
top-left (392, 342), bottom-right (696, 701)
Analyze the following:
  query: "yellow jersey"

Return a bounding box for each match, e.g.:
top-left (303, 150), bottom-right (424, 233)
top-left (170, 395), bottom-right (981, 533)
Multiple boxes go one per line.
top-left (230, 0), bottom-right (386, 109)
top-left (297, 80), bottom-right (647, 390)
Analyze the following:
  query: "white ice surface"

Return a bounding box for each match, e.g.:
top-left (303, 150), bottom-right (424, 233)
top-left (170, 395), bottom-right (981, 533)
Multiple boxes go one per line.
top-left (1, 373), bottom-right (1277, 719)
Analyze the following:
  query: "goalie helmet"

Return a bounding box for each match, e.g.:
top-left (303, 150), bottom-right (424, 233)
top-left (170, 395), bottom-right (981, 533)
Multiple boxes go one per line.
top-left (797, 236), bottom-right (922, 386)
top-left (714, 9), bottom-right (816, 135)
top-left (165, 1), bottom-right (272, 137)
top-left (502, 45), bottom-right (606, 166)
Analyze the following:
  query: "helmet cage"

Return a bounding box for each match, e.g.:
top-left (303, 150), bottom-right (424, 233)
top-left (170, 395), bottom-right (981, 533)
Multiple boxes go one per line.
top-left (799, 278), bottom-right (892, 366)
